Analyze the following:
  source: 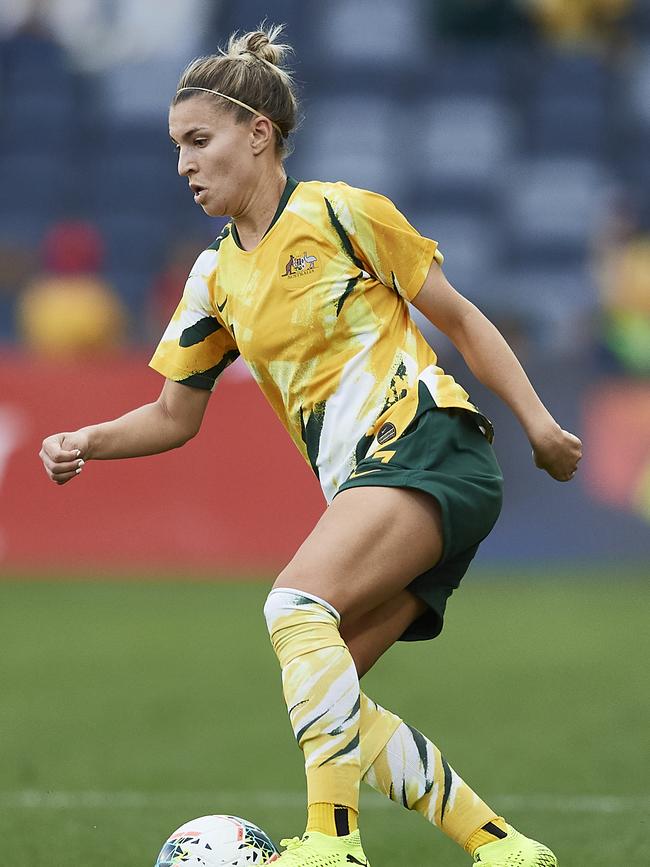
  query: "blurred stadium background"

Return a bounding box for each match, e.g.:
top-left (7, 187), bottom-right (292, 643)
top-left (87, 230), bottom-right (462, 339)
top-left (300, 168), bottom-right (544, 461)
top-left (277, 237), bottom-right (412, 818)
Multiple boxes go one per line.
top-left (0, 0), bottom-right (649, 568)
top-left (0, 2), bottom-right (648, 866)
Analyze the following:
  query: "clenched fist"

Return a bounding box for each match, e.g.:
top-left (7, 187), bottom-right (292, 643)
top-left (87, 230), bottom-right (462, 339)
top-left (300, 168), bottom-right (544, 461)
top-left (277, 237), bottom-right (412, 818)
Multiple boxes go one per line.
top-left (531, 423), bottom-right (583, 482)
top-left (39, 431), bottom-right (89, 485)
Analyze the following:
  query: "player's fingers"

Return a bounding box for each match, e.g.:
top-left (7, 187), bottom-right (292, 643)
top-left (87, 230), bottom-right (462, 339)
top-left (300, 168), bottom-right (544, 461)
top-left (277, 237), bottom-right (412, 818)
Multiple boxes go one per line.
top-left (47, 446), bottom-right (81, 463)
top-left (42, 457), bottom-right (84, 482)
top-left (39, 446), bottom-right (82, 474)
top-left (40, 443), bottom-right (80, 466)
top-left (51, 469), bottom-right (81, 485)
top-left (54, 450), bottom-right (81, 463)
top-left (50, 459), bottom-right (84, 476)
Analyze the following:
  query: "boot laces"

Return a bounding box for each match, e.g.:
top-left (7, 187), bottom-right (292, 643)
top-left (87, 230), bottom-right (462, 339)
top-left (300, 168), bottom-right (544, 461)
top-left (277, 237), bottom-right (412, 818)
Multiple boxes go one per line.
top-left (279, 837), bottom-right (302, 851)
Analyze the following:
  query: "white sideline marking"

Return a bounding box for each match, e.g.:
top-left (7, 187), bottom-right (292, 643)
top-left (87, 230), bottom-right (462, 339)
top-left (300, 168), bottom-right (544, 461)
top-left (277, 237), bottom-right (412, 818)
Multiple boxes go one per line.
top-left (0, 790), bottom-right (648, 814)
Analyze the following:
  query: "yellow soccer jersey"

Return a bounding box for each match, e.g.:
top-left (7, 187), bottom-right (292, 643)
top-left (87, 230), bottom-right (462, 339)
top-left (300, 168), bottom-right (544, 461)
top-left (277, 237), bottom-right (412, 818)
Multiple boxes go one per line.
top-left (150, 178), bottom-right (490, 502)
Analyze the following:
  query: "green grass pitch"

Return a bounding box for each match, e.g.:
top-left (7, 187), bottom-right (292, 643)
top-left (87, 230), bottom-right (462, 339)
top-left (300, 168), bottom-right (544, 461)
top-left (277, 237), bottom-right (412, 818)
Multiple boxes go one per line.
top-left (0, 570), bottom-right (647, 866)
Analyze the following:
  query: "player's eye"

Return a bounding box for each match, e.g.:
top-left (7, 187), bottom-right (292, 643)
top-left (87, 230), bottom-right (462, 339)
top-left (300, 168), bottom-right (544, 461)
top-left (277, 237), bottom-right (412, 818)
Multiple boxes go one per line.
top-left (194, 138), bottom-right (207, 147)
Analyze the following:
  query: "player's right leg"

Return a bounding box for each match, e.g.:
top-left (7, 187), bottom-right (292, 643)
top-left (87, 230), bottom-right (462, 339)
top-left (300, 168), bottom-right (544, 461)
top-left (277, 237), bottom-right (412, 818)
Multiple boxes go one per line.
top-left (263, 486), bottom-right (445, 866)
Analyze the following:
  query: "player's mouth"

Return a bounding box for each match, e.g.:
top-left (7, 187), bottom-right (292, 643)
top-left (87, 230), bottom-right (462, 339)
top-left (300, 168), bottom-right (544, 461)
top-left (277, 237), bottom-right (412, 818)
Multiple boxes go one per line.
top-left (190, 183), bottom-right (207, 203)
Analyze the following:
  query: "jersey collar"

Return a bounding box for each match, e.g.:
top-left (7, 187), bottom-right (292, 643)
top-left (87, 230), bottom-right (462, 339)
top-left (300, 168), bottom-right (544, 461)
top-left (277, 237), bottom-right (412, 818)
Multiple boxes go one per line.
top-left (230, 176), bottom-right (299, 251)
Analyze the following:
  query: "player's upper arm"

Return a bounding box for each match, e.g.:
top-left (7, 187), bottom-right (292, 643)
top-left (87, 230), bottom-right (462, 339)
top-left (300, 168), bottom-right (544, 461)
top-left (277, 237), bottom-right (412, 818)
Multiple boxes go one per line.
top-left (411, 260), bottom-right (476, 340)
top-left (157, 378), bottom-right (211, 441)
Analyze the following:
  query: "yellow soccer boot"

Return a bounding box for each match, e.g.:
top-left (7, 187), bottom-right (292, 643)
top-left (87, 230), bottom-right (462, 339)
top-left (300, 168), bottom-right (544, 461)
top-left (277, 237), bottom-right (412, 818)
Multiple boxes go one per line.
top-left (473, 824), bottom-right (557, 866)
top-left (273, 831), bottom-right (370, 866)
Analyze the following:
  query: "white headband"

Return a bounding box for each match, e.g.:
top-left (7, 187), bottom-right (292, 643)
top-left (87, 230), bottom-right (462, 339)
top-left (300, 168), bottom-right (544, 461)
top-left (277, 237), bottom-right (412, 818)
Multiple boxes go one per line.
top-left (175, 86), bottom-right (284, 137)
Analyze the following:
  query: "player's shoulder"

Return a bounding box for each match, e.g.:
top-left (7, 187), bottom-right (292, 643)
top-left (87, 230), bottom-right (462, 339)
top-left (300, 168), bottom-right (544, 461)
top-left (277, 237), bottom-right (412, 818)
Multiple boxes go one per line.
top-left (294, 180), bottom-right (394, 233)
top-left (299, 178), bottom-right (385, 203)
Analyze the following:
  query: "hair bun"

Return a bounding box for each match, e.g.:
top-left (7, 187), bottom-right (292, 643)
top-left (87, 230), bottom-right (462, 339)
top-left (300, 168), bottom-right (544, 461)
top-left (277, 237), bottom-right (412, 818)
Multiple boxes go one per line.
top-left (227, 23), bottom-right (292, 67)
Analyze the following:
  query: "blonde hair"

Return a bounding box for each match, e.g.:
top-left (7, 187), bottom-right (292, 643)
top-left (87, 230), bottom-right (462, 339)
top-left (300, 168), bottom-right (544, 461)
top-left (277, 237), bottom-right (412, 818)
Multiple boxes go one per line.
top-left (173, 23), bottom-right (298, 156)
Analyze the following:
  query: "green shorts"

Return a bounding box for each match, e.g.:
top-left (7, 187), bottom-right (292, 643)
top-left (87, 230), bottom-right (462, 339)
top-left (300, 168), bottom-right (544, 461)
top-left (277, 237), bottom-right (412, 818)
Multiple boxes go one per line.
top-left (336, 383), bottom-right (503, 642)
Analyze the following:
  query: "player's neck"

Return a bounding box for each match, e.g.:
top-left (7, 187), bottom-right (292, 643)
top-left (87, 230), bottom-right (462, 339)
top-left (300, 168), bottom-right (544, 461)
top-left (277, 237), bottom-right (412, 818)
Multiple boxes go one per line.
top-left (232, 165), bottom-right (287, 251)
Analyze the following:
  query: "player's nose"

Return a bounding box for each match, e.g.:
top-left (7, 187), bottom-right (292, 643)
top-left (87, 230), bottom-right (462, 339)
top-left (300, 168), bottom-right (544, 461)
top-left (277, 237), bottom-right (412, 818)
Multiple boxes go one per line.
top-left (177, 148), bottom-right (196, 177)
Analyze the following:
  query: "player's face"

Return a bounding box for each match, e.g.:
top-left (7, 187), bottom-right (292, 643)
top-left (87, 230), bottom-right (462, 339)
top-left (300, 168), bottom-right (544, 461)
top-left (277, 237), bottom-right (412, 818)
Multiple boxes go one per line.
top-left (169, 97), bottom-right (258, 218)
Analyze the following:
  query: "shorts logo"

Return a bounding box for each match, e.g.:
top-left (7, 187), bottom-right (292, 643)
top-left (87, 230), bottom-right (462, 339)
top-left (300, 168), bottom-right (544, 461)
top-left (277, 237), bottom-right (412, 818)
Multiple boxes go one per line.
top-left (282, 251), bottom-right (318, 277)
top-left (377, 422), bottom-right (397, 445)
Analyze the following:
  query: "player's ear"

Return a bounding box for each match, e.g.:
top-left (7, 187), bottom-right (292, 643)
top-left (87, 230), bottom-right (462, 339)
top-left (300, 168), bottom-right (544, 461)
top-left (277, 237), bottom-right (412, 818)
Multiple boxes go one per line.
top-left (249, 115), bottom-right (274, 153)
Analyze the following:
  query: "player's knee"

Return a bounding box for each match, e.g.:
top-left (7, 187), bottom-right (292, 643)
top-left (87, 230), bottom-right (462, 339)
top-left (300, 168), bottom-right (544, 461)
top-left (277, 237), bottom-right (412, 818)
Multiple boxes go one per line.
top-left (263, 587), bottom-right (341, 635)
top-left (263, 587), bottom-right (310, 638)
top-left (263, 588), bottom-right (345, 667)
top-left (263, 587), bottom-right (285, 636)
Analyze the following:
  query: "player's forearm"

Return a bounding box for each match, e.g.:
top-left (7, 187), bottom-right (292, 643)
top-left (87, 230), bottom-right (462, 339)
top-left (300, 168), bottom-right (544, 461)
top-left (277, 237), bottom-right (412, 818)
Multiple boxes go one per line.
top-left (452, 304), bottom-right (557, 441)
top-left (80, 401), bottom-right (194, 460)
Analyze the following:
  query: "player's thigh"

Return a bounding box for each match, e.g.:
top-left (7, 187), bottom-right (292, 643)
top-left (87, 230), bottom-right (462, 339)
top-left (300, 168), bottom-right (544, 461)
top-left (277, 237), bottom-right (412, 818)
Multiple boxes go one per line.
top-left (342, 590), bottom-right (428, 678)
top-left (274, 485), bottom-right (443, 621)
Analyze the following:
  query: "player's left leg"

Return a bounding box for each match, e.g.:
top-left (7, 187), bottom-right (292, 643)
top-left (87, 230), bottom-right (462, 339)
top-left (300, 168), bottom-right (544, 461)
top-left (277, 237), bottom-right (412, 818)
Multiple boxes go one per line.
top-left (343, 591), bottom-right (558, 866)
top-left (342, 592), bottom-right (509, 856)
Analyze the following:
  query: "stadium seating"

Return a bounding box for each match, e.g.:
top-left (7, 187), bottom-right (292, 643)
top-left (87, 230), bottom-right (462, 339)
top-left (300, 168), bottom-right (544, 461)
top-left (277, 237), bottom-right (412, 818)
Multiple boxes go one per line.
top-left (291, 94), bottom-right (405, 203)
top-left (0, 7), bottom-right (647, 351)
top-left (505, 156), bottom-right (609, 259)
top-left (410, 209), bottom-right (502, 302)
top-left (629, 41), bottom-right (650, 126)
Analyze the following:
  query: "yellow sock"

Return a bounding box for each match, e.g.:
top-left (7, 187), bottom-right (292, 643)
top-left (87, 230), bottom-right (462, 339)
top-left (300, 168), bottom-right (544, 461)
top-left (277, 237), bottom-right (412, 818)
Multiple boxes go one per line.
top-left (264, 589), bottom-right (361, 811)
top-left (464, 817), bottom-right (509, 855)
top-left (306, 803), bottom-right (359, 836)
top-left (361, 713), bottom-right (501, 849)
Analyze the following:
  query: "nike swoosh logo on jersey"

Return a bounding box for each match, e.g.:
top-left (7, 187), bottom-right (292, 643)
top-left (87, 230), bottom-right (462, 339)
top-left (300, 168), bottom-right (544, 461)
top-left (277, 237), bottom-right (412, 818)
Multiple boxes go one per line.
top-left (349, 468), bottom-right (382, 479)
top-left (346, 857), bottom-right (368, 865)
top-left (217, 296), bottom-right (228, 312)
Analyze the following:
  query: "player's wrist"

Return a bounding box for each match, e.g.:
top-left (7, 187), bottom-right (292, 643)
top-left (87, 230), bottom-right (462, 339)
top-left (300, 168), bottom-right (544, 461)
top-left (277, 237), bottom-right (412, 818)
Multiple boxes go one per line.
top-left (525, 413), bottom-right (561, 449)
top-left (75, 426), bottom-right (96, 460)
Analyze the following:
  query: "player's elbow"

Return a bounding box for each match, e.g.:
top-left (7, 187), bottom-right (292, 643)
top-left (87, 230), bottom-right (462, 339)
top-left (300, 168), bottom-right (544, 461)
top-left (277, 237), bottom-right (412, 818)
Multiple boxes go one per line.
top-left (156, 399), bottom-right (202, 450)
top-left (418, 296), bottom-right (476, 347)
top-left (172, 411), bottom-right (204, 448)
top-left (170, 425), bottom-right (198, 449)
top-left (440, 301), bottom-right (478, 346)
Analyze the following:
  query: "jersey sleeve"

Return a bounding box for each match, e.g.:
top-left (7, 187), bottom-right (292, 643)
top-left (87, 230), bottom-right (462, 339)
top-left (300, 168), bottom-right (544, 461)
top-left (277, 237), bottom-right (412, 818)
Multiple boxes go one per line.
top-left (149, 249), bottom-right (239, 391)
top-left (328, 184), bottom-right (444, 301)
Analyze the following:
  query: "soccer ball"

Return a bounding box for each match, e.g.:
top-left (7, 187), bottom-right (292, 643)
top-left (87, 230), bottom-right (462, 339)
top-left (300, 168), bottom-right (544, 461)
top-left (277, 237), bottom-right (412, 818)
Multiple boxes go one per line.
top-left (154, 815), bottom-right (280, 866)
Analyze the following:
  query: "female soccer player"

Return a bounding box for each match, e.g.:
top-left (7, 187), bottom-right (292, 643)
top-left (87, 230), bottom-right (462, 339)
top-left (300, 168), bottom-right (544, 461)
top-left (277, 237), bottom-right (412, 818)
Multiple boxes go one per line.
top-left (40, 25), bottom-right (581, 867)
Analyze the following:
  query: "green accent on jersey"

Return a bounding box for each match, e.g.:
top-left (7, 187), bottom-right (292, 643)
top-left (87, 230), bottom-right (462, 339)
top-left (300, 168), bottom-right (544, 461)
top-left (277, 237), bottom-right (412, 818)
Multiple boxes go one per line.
top-left (378, 359), bottom-right (409, 418)
top-left (300, 402), bottom-right (326, 478)
top-left (179, 349), bottom-right (240, 390)
top-left (336, 274), bottom-right (361, 316)
top-left (179, 317), bottom-right (222, 347)
top-left (325, 197), bottom-right (365, 271)
top-left (208, 223), bottom-right (231, 252)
